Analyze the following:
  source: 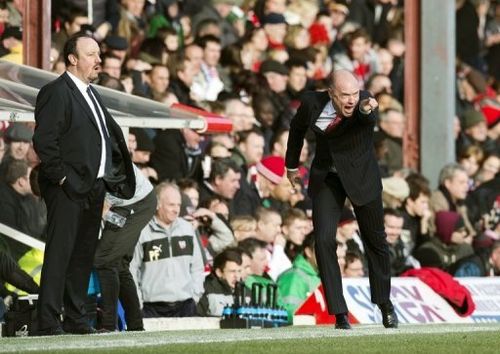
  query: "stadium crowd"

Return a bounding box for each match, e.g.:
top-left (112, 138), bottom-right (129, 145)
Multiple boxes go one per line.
top-left (0, 0), bottom-right (499, 328)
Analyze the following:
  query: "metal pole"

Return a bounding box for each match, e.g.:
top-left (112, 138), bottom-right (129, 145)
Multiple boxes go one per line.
top-left (420, 0), bottom-right (456, 188)
top-left (88, 0), bottom-right (93, 25)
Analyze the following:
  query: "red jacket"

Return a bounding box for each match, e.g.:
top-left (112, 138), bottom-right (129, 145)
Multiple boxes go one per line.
top-left (401, 267), bottom-right (475, 317)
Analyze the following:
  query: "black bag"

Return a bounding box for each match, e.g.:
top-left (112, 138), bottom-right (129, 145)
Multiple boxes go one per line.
top-left (1, 295), bottom-right (37, 337)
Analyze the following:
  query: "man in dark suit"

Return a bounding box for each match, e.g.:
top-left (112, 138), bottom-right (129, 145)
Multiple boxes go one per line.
top-left (32, 33), bottom-right (135, 336)
top-left (150, 128), bottom-right (204, 183)
top-left (285, 70), bottom-right (397, 329)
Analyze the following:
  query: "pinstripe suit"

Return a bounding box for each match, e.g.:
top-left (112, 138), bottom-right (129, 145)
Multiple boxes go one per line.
top-left (285, 90), bottom-right (391, 315)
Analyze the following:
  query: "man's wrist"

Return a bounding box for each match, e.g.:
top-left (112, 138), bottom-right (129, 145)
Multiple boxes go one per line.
top-left (359, 106), bottom-right (372, 115)
top-left (286, 167), bottom-right (298, 172)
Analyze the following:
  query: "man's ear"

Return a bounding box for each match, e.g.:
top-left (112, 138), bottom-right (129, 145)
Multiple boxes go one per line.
top-left (215, 268), bottom-right (223, 278)
top-left (68, 53), bottom-right (78, 66)
top-left (327, 86), bottom-right (335, 98)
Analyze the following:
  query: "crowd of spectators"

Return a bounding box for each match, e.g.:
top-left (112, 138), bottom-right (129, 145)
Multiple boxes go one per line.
top-left (0, 0), bottom-right (499, 326)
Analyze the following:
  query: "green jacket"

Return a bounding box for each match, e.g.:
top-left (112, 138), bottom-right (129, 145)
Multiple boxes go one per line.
top-left (277, 254), bottom-right (321, 323)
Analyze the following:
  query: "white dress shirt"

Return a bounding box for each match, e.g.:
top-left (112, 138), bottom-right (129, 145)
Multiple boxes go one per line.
top-left (315, 100), bottom-right (339, 131)
top-left (67, 71), bottom-right (109, 178)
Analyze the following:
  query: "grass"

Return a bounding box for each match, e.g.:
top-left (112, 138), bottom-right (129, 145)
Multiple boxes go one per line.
top-left (1, 324), bottom-right (499, 353)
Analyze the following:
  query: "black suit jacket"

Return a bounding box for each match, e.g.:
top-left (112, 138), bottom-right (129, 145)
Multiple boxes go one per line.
top-left (33, 72), bottom-right (135, 201)
top-left (232, 179), bottom-right (261, 216)
top-left (150, 129), bottom-right (203, 183)
top-left (285, 90), bottom-right (381, 205)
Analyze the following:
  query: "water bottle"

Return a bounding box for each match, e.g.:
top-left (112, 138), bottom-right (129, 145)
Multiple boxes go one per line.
top-left (104, 210), bottom-right (126, 228)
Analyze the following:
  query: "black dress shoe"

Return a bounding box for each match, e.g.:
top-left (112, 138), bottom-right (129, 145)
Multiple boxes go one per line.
top-left (34, 327), bottom-right (67, 336)
top-left (334, 313), bottom-right (352, 330)
top-left (379, 302), bottom-right (398, 328)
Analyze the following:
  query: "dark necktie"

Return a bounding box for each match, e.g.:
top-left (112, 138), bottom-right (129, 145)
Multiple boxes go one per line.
top-left (86, 86), bottom-right (112, 175)
top-left (325, 114), bottom-right (344, 133)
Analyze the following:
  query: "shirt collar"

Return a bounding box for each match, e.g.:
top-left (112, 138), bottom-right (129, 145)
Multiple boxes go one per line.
top-left (321, 100), bottom-right (336, 116)
top-left (66, 70), bottom-right (90, 94)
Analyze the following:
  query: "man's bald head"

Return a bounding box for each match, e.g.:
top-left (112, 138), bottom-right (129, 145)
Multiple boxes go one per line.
top-left (328, 70), bottom-right (360, 117)
top-left (331, 69), bottom-right (359, 91)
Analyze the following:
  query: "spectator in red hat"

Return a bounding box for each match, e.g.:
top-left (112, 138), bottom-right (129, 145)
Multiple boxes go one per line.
top-left (232, 155), bottom-right (286, 216)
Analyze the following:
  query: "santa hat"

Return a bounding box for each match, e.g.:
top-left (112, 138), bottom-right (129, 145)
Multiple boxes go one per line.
top-left (256, 155), bottom-right (285, 184)
top-left (309, 22), bottom-right (330, 46)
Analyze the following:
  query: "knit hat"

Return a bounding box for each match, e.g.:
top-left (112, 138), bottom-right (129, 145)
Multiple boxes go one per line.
top-left (309, 22), bottom-right (330, 46)
top-left (262, 12), bottom-right (287, 25)
top-left (256, 155), bottom-right (285, 184)
top-left (260, 59), bottom-right (289, 75)
top-left (435, 211), bottom-right (464, 244)
top-left (462, 109), bottom-right (486, 130)
top-left (4, 123), bottom-right (33, 143)
top-left (382, 176), bottom-right (410, 200)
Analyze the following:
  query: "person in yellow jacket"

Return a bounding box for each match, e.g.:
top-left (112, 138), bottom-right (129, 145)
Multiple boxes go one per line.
top-left (5, 248), bottom-right (43, 295)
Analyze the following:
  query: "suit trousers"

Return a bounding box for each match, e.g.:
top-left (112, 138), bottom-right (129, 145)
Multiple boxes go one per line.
top-left (37, 179), bottom-right (105, 331)
top-left (94, 190), bottom-right (157, 331)
top-left (312, 172), bottom-right (391, 315)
